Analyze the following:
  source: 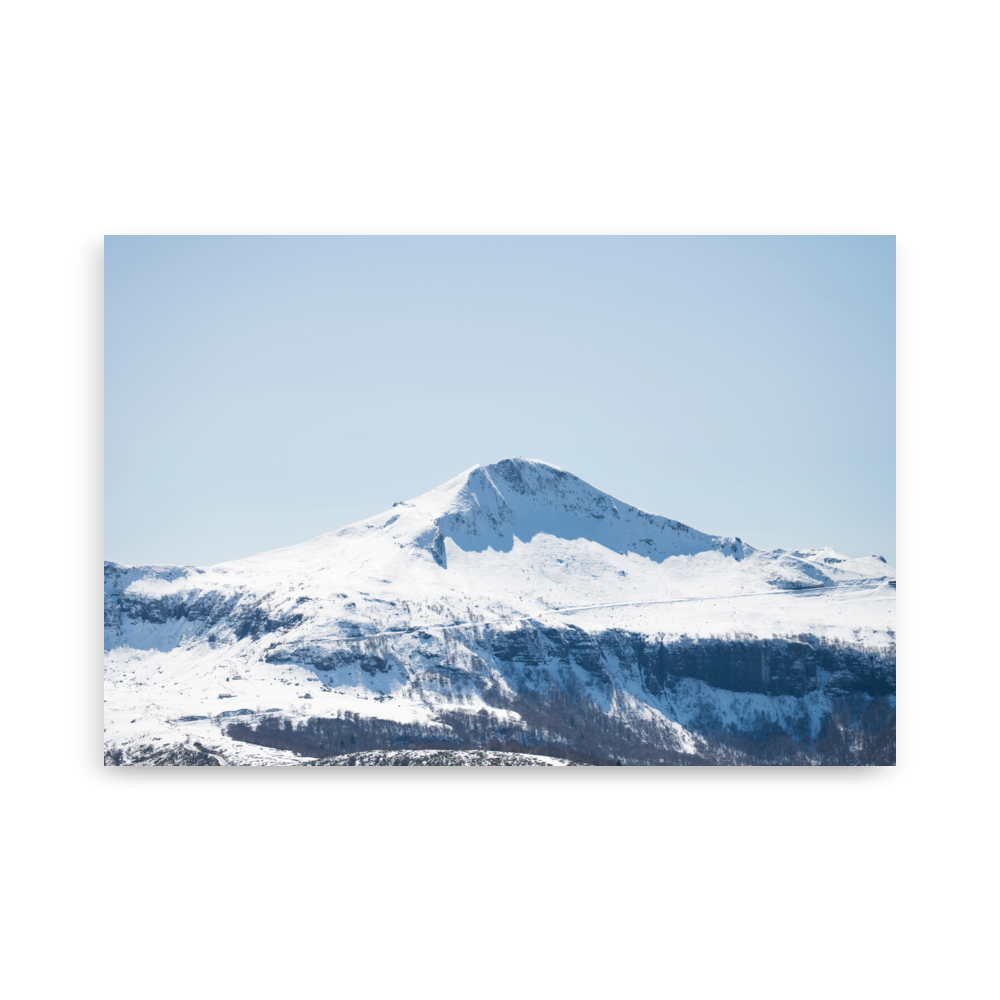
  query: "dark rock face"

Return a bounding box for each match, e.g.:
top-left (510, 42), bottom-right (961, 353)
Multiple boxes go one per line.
top-left (640, 635), bottom-right (821, 697)
top-left (104, 562), bottom-right (309, 648)
top-left (481, 621), bottom-right (894, 703)
top-left (267, 619), bottom-right (895, 700)
top-left (264, 639), bottom-right (393, 676)
top-left (118, 590), bottom-right (301, 640)
top-left (490, 623), bottom-right (611, 681)
top-left (104, 596), bottom-right (121, 632)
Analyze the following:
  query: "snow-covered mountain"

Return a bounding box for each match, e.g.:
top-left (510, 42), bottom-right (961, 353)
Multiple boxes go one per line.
top-left (104, 458), bottom-right (896, 766)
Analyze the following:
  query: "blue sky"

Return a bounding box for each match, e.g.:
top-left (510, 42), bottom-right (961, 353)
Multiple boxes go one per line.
top-left (105, 236), bottom-right (895, 566)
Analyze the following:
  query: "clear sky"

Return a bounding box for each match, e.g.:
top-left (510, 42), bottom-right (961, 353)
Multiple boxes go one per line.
top-left (105, 236), bottom-right (895, 567)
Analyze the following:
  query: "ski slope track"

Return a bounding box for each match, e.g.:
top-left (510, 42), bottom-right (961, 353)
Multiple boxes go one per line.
top-left (105, 459), bottom-right (896, 766)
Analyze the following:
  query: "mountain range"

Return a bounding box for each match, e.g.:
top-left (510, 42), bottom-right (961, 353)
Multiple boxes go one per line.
top-left (104, 458), bottom-right (896, 765)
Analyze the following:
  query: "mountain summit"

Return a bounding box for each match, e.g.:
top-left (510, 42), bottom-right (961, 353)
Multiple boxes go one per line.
top-left (416, 457), bottom-right (745, 565)
top-left (246, 457), bottom-right (743, 576)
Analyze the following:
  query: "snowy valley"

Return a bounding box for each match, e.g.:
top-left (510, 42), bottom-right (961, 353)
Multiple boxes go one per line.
top-left (104, 458), bottom-right (895, 766)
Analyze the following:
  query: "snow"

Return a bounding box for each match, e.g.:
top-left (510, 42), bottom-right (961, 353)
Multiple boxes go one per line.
top-left (105, 458), bottom-right (895, 763)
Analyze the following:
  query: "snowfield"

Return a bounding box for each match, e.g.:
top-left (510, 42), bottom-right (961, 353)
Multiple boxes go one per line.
top-left (105, 458), bottom-right (895, 766)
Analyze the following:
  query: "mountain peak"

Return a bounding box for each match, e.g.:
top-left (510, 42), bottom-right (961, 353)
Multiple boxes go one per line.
top-left (410, 458), bottom-right (744, 564)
